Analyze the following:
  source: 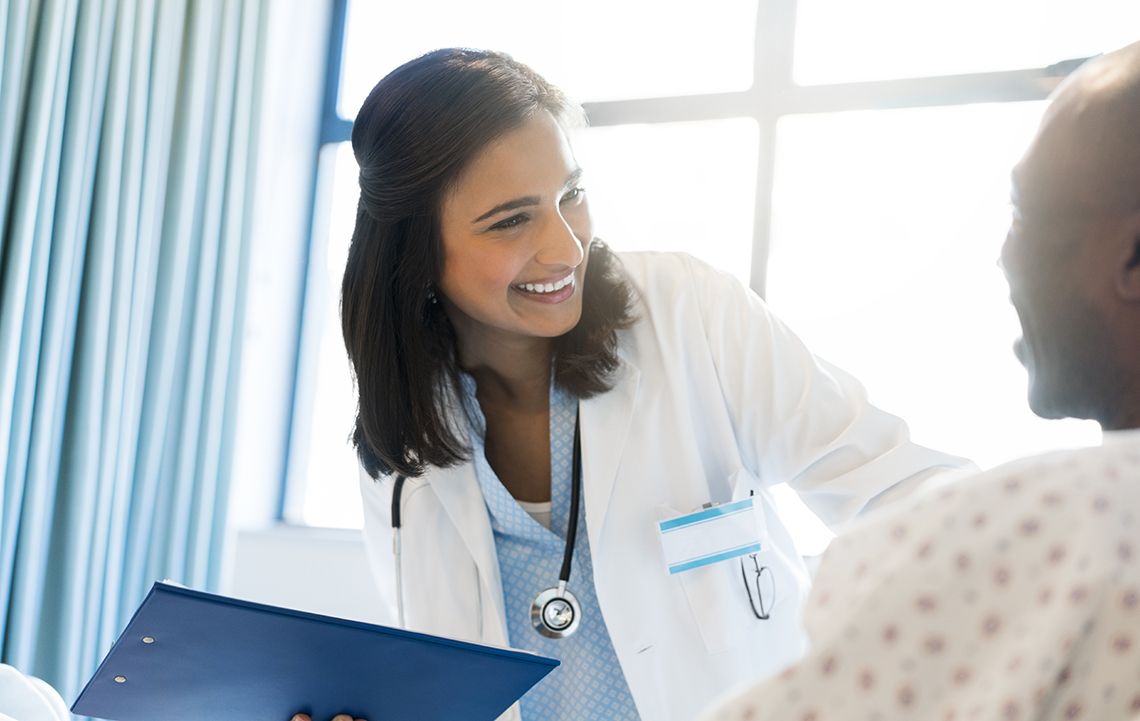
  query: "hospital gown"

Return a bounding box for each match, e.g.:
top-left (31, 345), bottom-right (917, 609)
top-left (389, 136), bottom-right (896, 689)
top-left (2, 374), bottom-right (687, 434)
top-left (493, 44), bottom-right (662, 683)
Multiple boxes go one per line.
top-left (702, 430), bottom-right (1140, 721)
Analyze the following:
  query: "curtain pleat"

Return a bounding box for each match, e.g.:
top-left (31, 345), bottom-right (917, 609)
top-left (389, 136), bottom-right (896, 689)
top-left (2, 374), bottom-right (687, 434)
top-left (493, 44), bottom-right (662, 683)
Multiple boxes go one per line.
top-left (114, 0), bottom-right (171, 626)
top-left (182, 0), bottom-right (239, 586)
top-left (203, 0), bottom-right (262, 589)
top-left (1, 0), bottom-right (80, 647)
top-left (0, 0), bottom-right (41, 246)
top-left (7, 0), bottom-right (115, 676)
top-left (0, 0), bottom-right (268, 702)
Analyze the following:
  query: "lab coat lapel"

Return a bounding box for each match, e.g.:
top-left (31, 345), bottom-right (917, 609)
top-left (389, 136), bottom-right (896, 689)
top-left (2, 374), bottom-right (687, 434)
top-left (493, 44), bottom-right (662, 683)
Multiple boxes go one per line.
top-left (580, 355), bottom-right (641, 557)
top-left (426, 462), bottom-right (509, 646)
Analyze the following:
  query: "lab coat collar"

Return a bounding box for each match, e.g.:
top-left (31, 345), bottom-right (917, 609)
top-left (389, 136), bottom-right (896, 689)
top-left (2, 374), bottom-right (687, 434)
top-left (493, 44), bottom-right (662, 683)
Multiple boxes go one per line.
top-left (579, 353), bottom-right (641, 559)
top-left (424, 353), bottom-right (641, 646)
top-left (424, 461), bottom-right (510, 647)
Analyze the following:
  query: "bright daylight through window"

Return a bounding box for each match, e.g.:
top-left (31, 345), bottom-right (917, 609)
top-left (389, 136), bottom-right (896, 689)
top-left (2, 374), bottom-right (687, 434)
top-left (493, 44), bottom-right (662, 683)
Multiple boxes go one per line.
top-left (289, 0), bottom-right (1137, 531)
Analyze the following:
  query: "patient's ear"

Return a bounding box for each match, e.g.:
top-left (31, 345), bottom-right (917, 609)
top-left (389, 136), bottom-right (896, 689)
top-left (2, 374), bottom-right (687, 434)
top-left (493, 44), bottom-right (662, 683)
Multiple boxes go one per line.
top-left (1117, 213), bottom-right (1140, 302)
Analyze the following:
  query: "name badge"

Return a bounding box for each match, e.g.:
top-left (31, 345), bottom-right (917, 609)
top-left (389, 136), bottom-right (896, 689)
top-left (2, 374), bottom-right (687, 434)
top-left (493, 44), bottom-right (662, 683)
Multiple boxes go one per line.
top-left (657, 497), bottom-right (765, 575)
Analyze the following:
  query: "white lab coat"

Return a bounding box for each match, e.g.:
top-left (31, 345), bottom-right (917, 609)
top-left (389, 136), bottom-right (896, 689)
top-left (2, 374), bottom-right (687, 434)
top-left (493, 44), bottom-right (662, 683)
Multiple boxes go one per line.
top-left (358, 251), bottom-right (968, 721)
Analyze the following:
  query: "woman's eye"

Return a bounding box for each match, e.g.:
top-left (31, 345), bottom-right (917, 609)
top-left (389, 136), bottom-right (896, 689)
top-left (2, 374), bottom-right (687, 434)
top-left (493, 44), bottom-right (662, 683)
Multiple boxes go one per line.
top-left (490, 213), bottom-right (528, 231)
top-left (561, 187), bottom-right (586, 203)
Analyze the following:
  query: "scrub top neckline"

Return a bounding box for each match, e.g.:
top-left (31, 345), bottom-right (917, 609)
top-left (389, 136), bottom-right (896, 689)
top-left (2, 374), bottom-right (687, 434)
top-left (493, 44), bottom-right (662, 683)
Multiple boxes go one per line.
top-left (460, 371), bottom-right (575, 546)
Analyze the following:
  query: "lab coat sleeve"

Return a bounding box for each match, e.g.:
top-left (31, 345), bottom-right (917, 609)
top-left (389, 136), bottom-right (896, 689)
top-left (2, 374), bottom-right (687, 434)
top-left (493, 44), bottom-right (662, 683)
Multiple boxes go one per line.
top-left (357, 464), bottom-right (402, 626)
top-left (0, 664), bottom-right (70, 721)
top-left (683, 254), bottom-right (971, 527)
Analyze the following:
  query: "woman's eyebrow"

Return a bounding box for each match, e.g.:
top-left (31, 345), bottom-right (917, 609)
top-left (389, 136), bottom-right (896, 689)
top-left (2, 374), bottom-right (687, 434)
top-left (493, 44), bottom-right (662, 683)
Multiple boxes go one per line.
top-left (472, 196), bottom-right (539, 223)
top-left (471, 168), bottom-right (585, 224)
top-left (563, 167), bottom-right (583, 189)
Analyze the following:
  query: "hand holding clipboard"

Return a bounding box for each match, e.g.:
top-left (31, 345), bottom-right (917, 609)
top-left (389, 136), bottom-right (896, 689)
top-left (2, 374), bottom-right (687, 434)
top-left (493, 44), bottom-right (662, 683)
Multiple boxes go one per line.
top-left (73, 582), bottom-right (557, 721)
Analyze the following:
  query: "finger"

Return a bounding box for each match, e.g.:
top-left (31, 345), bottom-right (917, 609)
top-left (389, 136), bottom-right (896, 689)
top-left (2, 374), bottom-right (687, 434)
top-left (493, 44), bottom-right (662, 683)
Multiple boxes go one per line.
top-left (331, 716), bottom-right (355, 721)
top-left (290, 715), bottom-right (311, 721)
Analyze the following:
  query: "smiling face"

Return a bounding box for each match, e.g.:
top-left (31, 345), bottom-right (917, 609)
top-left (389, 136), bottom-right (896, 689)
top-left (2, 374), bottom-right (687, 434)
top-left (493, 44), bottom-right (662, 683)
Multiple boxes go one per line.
top-left (1001, 167), bottom-right (1113, 421)
top-left (437, 111), bottom-right (592, 357)
top-left (999, 58), bottom-right (1140, 426)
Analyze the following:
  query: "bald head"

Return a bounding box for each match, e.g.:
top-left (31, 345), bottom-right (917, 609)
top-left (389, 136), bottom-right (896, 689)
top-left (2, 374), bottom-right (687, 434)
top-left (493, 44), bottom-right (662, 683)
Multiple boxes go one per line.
top-left (1002, 41), bottom-right (1140, 431)
top-left (1029, 42), bottom-right (1140, 217)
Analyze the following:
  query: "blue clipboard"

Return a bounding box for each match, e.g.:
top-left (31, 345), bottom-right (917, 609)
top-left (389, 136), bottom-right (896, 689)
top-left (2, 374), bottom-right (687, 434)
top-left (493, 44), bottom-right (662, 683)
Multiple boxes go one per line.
top-left (72, 581), bottom-right (558, 721)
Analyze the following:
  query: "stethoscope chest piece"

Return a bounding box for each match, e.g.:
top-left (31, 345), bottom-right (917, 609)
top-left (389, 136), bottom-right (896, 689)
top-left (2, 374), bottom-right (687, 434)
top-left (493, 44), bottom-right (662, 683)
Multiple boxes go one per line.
top-left (531, 583), bottom-right (581, 639)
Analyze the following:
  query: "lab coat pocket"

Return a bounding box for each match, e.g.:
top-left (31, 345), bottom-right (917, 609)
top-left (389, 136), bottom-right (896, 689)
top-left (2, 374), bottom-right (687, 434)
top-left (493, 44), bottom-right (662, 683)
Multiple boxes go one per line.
top-left (676, 557), bottom-right (757, 654)
top-left (656, 500), bottom-right (764, 655)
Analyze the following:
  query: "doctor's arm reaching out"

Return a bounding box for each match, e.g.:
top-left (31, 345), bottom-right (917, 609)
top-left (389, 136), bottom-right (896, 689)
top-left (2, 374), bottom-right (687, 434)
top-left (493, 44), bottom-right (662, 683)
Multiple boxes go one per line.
top-left (687, 255), bottom-right (973, 526)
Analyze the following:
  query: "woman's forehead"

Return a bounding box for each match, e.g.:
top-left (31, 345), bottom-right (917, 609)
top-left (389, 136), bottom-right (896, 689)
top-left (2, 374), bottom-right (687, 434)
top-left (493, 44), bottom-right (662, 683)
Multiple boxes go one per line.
top-left (446, 113), bottom-right (578, 207)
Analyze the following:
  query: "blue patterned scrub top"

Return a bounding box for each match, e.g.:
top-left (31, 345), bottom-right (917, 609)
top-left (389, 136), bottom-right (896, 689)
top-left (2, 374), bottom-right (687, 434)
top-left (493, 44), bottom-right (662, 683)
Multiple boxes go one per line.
top-left (463, 375), bottom-right (641, 720)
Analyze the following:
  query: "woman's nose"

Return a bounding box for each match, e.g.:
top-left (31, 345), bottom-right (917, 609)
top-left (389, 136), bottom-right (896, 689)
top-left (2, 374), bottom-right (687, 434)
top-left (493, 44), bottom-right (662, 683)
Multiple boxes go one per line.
top-left (535, 215), bottom-right (585, 268)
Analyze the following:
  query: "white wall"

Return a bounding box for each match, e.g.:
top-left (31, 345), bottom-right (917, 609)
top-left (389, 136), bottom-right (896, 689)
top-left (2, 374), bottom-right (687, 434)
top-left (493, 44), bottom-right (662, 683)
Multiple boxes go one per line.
top-left (225, 526), bottom-right (389, 624)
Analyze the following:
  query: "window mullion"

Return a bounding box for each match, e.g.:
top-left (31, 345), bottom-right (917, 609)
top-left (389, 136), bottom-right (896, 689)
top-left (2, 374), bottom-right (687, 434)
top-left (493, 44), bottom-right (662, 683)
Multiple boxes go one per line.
top-left (749, 0), bottom-right (797, 297)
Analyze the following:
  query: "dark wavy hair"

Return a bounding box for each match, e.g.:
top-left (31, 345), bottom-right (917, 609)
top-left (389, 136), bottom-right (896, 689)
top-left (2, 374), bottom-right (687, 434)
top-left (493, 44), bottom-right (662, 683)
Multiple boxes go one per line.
top-left (341, 48), bottom-right (636, 479)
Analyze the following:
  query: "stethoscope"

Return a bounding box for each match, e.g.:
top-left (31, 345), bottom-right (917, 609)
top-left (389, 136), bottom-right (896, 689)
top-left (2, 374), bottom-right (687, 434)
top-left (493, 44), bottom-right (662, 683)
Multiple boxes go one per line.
top-left (390, 409), bottom-right (584, 639)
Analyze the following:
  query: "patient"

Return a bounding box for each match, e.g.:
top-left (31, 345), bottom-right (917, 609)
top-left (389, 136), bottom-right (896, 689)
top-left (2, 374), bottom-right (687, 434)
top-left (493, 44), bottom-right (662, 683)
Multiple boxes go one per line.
top-left (703, 40), bottom-right (1140, 721)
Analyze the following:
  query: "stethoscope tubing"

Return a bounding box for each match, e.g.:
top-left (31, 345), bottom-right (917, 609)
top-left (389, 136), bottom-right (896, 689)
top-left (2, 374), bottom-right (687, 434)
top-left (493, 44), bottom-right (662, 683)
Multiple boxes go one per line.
top-left (389, 408), bottom-right (582, 636)
top-left (392, 474), bottom-right (407, 628)
top-left (559, 410), bottom-right (582, 586)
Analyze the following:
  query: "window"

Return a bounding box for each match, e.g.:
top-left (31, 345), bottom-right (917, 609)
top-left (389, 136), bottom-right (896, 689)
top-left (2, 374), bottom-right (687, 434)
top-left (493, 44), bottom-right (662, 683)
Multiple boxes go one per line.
top-left (287, 0), bottom-right (1118, 533)
top-left (794, 0), bottom-right (1140, 84)
top-left (768, 102), bottom-right (1099, 467)
top-left (336, 0), bottom-right (759, 113)
top-left (574, 119), bottom-right (760, 286)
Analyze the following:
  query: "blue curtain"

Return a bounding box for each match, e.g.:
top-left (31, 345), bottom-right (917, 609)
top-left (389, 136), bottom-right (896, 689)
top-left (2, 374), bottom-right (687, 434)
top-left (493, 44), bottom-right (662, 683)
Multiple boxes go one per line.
top-left (0, 0), bottom-right (267, 702)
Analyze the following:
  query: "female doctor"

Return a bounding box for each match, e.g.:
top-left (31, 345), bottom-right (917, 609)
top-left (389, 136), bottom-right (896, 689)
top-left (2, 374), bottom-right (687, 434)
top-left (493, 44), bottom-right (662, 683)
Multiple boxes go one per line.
top-left (335, 48), bottom-right (967, 721)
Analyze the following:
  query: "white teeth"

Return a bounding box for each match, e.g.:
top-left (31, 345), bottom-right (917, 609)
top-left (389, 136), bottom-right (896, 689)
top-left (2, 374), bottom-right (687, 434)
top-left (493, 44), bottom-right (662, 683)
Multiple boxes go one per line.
top-left (517, 275), bottom-right (573, 294)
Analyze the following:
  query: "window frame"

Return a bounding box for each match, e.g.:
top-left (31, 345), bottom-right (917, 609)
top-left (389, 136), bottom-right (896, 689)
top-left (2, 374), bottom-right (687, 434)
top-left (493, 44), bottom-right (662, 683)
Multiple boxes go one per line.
top-left (280, 0), bottom-right (1080, 524)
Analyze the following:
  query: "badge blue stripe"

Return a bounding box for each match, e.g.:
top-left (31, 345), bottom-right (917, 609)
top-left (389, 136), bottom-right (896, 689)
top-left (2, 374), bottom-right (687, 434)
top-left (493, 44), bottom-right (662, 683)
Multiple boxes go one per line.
top-left (658, 498), bottom-right (754, 533)
top-left (667, 542), bottom-right (762, 575)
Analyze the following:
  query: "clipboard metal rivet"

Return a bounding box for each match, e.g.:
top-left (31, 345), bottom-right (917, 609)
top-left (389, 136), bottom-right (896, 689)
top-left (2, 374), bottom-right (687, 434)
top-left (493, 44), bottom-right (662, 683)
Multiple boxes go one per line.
top-left (114, 676), bottom-right (127, 684)
top-left (142, 636), bottom-right (155, 644)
